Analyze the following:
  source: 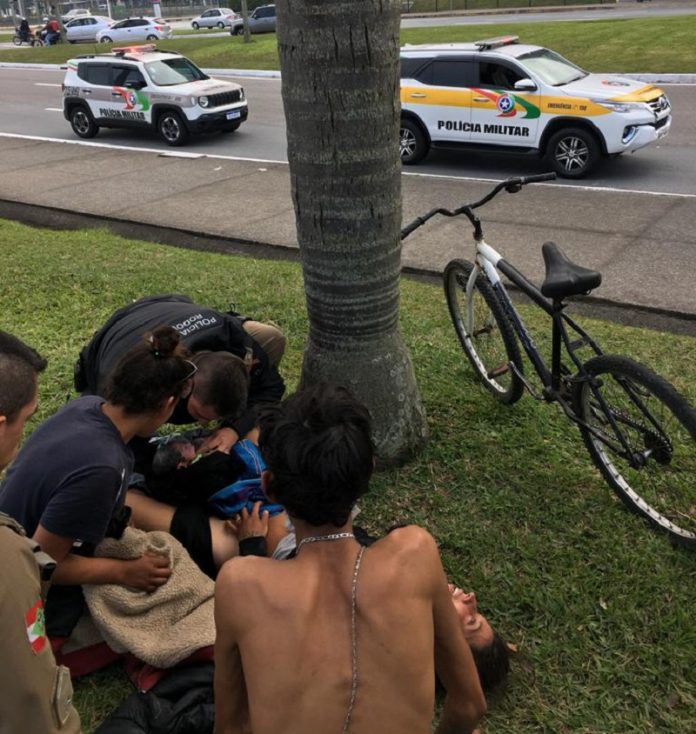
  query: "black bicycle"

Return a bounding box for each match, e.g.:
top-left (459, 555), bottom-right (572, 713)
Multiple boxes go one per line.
top-left (401, 173), bottom-right (696, 549)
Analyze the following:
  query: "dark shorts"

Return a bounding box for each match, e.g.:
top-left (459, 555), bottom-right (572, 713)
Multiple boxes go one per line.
top-left (170, 505), bottom-right (216, 580)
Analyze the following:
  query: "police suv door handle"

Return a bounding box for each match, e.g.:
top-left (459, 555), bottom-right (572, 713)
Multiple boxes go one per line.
top-left (409, 93), bottom-right (427, 98)
top-left (112, 91), bottom-right (122, 97)
top-left (473, 97), bottom-right (490, 103)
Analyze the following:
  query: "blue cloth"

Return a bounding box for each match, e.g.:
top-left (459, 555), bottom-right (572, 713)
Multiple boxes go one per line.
top-left (207, 440), bottom-right (284, 518)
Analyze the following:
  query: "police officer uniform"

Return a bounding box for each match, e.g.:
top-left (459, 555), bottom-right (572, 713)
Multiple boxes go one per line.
top-left (0, 513), bottom-right (81, 733)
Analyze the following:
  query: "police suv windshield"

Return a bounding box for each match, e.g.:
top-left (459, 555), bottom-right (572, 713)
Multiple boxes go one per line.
top-left (517, 48), bottom-right (588, 86)
top-left (145, 57), bottom-right (209, 86)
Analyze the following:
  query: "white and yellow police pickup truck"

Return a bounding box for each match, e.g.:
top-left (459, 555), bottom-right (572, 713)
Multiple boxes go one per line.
top-left (400, 37), bottom-right (671, 178)
top-left (62, 45), bottom-right (248, 146)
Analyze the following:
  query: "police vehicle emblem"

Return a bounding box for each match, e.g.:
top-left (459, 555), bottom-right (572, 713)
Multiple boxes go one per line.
top-left (497, 95), bottom-right (514, 114)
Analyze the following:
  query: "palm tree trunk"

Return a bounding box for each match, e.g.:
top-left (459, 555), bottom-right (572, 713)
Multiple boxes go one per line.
top-left (277, 0), bottom-right (427, 464)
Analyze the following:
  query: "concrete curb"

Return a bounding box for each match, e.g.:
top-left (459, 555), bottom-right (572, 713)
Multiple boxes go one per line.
top-left (0, 61), bottom-right (692, 83)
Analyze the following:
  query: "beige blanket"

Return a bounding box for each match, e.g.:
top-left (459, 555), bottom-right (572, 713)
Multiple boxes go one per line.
top-left (83, 527), bottom-right (215, 668)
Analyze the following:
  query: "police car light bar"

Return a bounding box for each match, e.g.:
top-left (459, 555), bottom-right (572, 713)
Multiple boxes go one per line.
top-left (474, 36), bottom-right (519, 51)
top-left (112, 44), bottom-right (158, 55)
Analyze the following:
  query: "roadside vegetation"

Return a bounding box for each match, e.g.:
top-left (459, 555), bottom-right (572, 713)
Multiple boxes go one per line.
top-left (1, 218), bottom-right (694, 733)
top-left (0, 15), bottom-right (695, 72)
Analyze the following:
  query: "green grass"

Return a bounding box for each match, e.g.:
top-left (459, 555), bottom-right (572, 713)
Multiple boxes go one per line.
top-left (1, 15), bottom-right (695, 72)
top-left (1, 218), bottom-right (695, 733)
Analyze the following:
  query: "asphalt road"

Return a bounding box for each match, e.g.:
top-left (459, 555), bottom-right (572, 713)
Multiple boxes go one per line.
top-left (1, 66), bottom-right (694, 196)
top-left (2, 1), bottom-right (690, 45)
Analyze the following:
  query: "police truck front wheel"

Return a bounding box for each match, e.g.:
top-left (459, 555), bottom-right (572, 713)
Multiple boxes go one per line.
top-left (546, 127), bottom-right (600, 179)
top-left (70, 106), bottom-right (99, 139)
top-left (158, 111), bottom-right (189, 146)
top-left (400, 119), bottom-right (428, 165)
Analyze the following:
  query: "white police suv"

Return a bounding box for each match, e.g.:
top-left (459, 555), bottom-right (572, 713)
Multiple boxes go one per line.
top-left (400, 37), bottom-right (671, 178)
top-left (62, 45), bottom-right (248, 146)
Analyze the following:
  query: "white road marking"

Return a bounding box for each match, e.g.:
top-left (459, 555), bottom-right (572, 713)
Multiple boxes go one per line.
top-left (401, 170), bottom-right (696, 199)
top-left (35, 82), bottom-right (61, 87)
top-left (0, 131), bottom-right (694, 199)
top-left (45, 107), bottom-right (63, 112)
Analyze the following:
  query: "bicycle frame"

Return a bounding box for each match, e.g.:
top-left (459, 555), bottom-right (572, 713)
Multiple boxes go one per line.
top-left (466, 238), bottom-right (604, 402)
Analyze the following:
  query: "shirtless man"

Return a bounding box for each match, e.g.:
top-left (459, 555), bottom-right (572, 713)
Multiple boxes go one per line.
top-left (214, 384), bottom-right (486, 734)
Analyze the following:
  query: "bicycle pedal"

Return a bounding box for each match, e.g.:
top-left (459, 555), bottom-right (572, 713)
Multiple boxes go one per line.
top-left (488, 364), bottom-right (509, 378)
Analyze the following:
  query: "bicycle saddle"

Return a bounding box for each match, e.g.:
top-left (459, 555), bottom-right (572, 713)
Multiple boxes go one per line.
top-left (540, 242), bottom-right (601, 299)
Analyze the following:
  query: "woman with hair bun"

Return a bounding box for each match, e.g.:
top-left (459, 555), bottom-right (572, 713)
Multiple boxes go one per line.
top-left (0, 326), bottom-right (197, 641)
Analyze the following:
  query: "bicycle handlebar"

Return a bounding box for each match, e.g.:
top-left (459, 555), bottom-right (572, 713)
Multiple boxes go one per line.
top-left (400, 172), bottom-right (556, 240)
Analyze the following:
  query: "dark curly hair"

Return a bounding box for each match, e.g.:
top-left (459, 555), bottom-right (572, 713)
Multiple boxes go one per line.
top-left (258, 383), bottom-right (374, 527)
top-left (103, 326), bottom-right (195, 414)
top-left (470, 630), bottom-right (510, 693)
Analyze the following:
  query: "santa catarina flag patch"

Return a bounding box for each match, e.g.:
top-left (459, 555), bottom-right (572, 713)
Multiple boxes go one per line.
top-left (25, 600), bottom-right (47, 654)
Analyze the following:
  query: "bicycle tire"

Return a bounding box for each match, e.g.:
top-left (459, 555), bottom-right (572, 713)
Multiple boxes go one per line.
top-left (444, 259), bottom-right (524, 405)
top-left (576, 354), bottom-right (696, 548)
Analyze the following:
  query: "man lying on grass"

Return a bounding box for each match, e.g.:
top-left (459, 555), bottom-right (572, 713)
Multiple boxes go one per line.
top-left (214, 383), bottom-right (487, 734)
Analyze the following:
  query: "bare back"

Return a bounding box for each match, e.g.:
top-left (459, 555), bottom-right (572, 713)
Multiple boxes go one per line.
top-left (214, 526), bottom-right (484, 734)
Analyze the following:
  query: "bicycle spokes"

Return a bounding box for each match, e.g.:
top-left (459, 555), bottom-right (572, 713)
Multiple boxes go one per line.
top-left (580, 365), bottom-right (696, 542)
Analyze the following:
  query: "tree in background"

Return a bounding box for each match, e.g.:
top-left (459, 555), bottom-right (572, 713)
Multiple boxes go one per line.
top-left (277, 0), bottom-right (427, 465)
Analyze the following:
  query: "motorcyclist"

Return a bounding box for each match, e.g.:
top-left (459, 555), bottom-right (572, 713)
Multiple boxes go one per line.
top-left (41, 16), bottom-right (61, 46)
top-left (18, 18), bottom-right (31, 42)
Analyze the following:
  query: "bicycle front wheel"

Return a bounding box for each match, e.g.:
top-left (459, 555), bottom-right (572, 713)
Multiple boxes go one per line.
top-left (576, 354), bottom-right (696, 548)
top-left (444, 259), bottom-right (524, 405)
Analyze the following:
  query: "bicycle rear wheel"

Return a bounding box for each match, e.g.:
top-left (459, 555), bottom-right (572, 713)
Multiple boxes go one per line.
top-left (576, 354), bottom-right (696, 548)
top-left (444, 259), bottom-right (524, 405)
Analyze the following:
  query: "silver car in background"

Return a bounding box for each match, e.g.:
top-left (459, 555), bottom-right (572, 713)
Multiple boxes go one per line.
top-left (230, 4), bottom-right (276, 35)
top-left (191, 8), bottom-right (238, 30)
top-left (65, 15), bottom-right (113, 43)
top-left (96, 17), bottom-right (173, 43)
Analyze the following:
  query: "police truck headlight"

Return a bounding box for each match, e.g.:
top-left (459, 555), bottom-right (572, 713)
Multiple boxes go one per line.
top-left (591, 99), bottom-right (643, 114)
top-left (239, 88), bottom-right (245, 101)
top-left (198, 96), bottom-right (210, 108)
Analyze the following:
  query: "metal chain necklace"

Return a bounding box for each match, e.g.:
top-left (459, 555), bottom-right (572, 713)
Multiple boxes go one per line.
top-left (295, 532), bottom-right (365, 733)
top-left (295, 531), bottom-right (355, 553)
top-left (344, 544), bottom-right (365, 734)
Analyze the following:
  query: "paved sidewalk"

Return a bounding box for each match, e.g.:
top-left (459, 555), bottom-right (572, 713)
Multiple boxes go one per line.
top-left (1, 135), bottom-right (695, 337)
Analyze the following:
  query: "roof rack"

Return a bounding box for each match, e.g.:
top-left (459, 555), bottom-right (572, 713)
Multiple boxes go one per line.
top-left (474, 35), bottom-right (519, 51)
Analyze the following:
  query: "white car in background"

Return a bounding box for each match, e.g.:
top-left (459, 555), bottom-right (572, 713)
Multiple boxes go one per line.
top-left (191, 8), bottom-right (238, 30)
top-left (61, 8), bottom-right (92, 23)
top-left (65, 15), bottom-right (113, 43)
top-left (96, 17), bottom-right (172, 43)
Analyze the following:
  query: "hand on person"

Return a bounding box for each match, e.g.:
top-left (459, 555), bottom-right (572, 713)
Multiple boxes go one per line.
top-left (225, 502), bottom-right (269, 542)
top-left (120, 552), bottom-right (172, 592)
top-left (198, 427), bottom-right (239, 454)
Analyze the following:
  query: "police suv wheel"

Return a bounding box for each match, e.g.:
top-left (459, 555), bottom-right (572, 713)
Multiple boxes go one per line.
top-left (192, 21), bottom-right (199, 29)
top-left (546, 127), bottom-right (600, 179)
top-left (217, 21), bottom-right (225, 28)
top-left (70, 106), bottom-right (98, 139)
top-left (100, 35), bottom-right (112, 43)
top-left (158, 111), bottom-right (189, 146)
top-left (400, 118), bottom-right (428, 165)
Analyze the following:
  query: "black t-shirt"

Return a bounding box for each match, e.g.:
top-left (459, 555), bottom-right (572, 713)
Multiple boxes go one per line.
top-left (0, 396), bottom-right (132, 547)
top-left (75, 294), bottom-right (285, 436)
